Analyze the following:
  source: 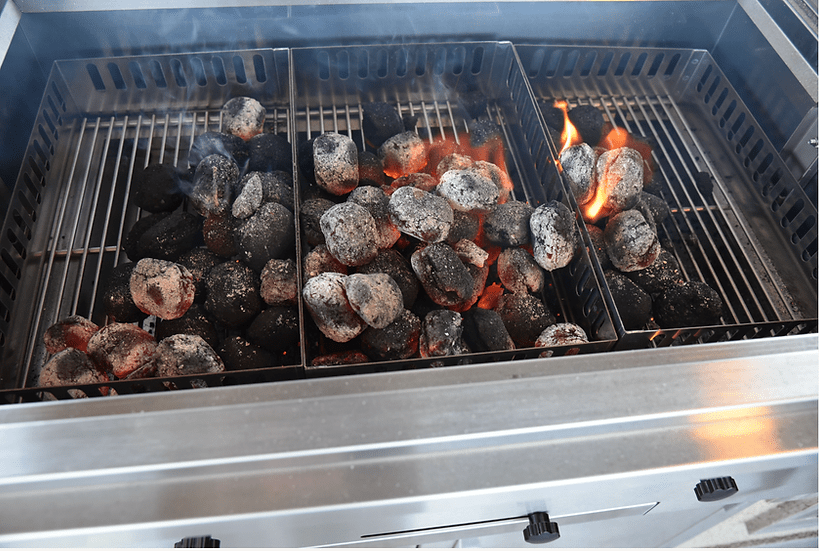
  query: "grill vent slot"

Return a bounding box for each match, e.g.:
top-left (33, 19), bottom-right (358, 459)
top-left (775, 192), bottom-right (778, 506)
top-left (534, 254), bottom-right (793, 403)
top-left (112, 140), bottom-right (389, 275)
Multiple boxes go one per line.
top-left (107, 63), bottom-right (126, 90)
top-left (86, 63), bottom-right (105, 91)
top-left (232, 56), bottom-right (246, 84)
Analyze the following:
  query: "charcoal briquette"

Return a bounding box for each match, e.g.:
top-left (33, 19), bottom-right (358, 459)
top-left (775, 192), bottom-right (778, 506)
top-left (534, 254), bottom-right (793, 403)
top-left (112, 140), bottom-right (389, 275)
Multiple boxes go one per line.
top-left (38, 348), bottom-right (109, 398)
top-left (303, 244), bottom-right (348, 279)
top-left (437, 169), bottom-right (499, 214)
top-left (495, 293), bottom-right (555, 348)
top-left (360, 309), bottom-right (421, 361)
top-left (300, 197), bottom-right (336, 246)
top-left (320, 202), bottom-right (379, 267)
top-left (568, 105), bottom-right (604, 147)
top-left (246, 306), bottom-right (300, 352)
top-left (462, 307), bottom-right (515, 352)
top-left (379, 131), bottom-right (427, 179)
top-left (624, 248), bottom-right (684, 296)
top-left (205, 261), bottom-right (262, 327)
top-left (654, 281), bottom-right (725, 328)
top-left (260, 258), bottom-right (298, 306)
top-left (220, 335), bottom-right (279, 371)
top-left (484, 201), bottom-right (534, 247)
top-left (603, 209), bottom-right (660, 272)
top-left (560, 143), bottom-right (596, 205)
top-left (221, 97), bottom-right (266, 141)
top-left (604, 269), bottom-right (653, 330)
top-left (190, 154), bottom-right (240, 217)
top-left (155, 303), bottom-right (220, 351)
top-left (177, 247), bottom-right (221, 302)
top-left (411, 242), bottom-right (474, 307)
top-left (129, 162), bottom-right (184, 213)
top-left (530, 200), bottom-right (578, 271)
top-left (357, 248), bottom-right (420, 309)
top-left (103, 262), bottom-right (149, 323)
top-left (86, 322), bottom-right (158, 379)
top-left (44, 315), bottom-right (99, 355)
top-left (596, 147), bottom-right (644, 213)
top-left (189, 131), bottom-right (249, 169)
top-left (496, 247), bottom-right (544, 294)
top-left (535, 323), bottom-right (589, 348)
top-left (302, 272), bottom-right (367, 343)
top-left (343, 273), bottom-right (404, 329)
top-left (130, 258), bottom-right (196, 321)
top-left (314, 132), bottom-right (359, 196)
top-left (203, 213), bottom-right (239, 258)
top-left (419, 309), bottom-right (470, 358)
top-left (362, 102), bottom-right (405, 148)
top-left (348, 186), bottom-right (401, 250)
top-left (236, 201), bottom-right (295, 273)
top-left (155, 334), bottom-right (225, 379)
top-left (247, 132), bottom-right (292, 173)
top-left (388, 186), bottom-right (453, 243)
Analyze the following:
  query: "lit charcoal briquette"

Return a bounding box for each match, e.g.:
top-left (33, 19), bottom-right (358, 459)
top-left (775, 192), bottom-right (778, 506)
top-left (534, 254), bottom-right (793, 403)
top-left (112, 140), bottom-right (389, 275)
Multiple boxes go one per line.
top-left (343, 273), bottom-right (404, 329)
top-left (484, 201), bottom-right (534, 247)
top-left (300, 197), bottom-right (336, 246)
top-left (136, 211), bottom-right (202, 262)
top-left (568, 105), bottom-right (605, 147)
top-left (452, 261), bottom-right (490, 313)
top-left (176, 248), bottom-right (221, 302)
top-left (86, 323), bottom-right (158, 379)
top-left (453, 239), bottom-right (489, 268)
top-left (358, 150), bottom-right (386, 187)
top-left (302, 272), bottom-right (367, 343)
top-left (246, 306), bottom-right (300, 352)
top-left (260, 258), bottom-right (298, 306)
top-left (204, 261), bottom-right (262, 328)
top-left (586, 225), bottom-right (611, 269)
top-left (221, 97), bottom-right (266, 141)
top-left (236, 201), bottom-right (295, 273)
top-left (232, 172), bottom-right (265, 219)
top-left (388, 186), bottom-right (453, 243)
top-left (219, 335), bottom-right (278, 371)
top-left (259, 170), bottom-right (295, 211)
top-left (348, 186), bottom-right (401, 250)
top-left (155, 303), bottom-right (220, 351)
top-left (389, 173), bottom-right (438, 194)
top-left (190, 154), bottom-right (240, 217)
top-left (560, 143), bottom-right (596, 205)
top-left (596, 147), bottom-right (644, 213)
top-left (155, 334), bottom-right (225, 381)
top-left (313, 132), bottom-right (359, 196)
top-left (469, 119), bottom-right (503, 149)
top-left (189, 131), bottom-right (250, 169)
top-left (379, 131), bottom-right (428, 179)
top-left (419, 309), bottom-right (470, 358)
top-left (603, 209), bottom-right (660, 272)
top-left (44, 315), bottom-right (99, 355)
top-left (637, 191), bottom-right (670, 226)
top-left (496, 247), bottom-right (544, 294)
top-left (311, 350), bottom-right (370, 367)
top-left (653, 281), bottom-right (725, 328)
top-left (535, 323), bottom-right (589, 348)
top-left (604, 269), bottom-right (653, 330)
top-left (445, 210), bottom-right (481, 244)
top-left (437, 169), bottom-right (499, 214)
top-left (320, 202), bottom-right (379, 267)
top-left (436, 153), bottom-right (474, 176)
top-left (530, 200), bottom-right (578, 271)
top-left (357, 249), bottom-right (420, 310)
top-left (461, 307), bottom-right (515, 352)
top-left (129, 162), bottom-right (184, 214)
top-left (130, 258), bottom-right (195, 321)
top-left (38, 348), bottom-right (109, 398)
top-left (411, 242), bottom-right (475, 308)
top-left (624, 248), bottom-right (684, 296)
top-left (360, 309), bottom-right (421, 361)
top-left (495, 293), bottom-right (555, 348)
top-left (303, 244), bottom-right (348, 279)
top-left (202, 213), bottom-right (239, 258)
top-left (472, 161), bottom-right (514, 204)
top-left (247, 133), bottom-right (292, 173)
top-left (362, 102), bottom-right (405, 148)
top-left (103, 262), bottom-right (148, 323)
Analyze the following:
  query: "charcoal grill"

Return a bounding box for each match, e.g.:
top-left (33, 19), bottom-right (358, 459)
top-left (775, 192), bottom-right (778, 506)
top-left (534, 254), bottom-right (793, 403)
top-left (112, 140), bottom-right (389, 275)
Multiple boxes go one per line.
top-left (0, 1), bottom-right (815, 547)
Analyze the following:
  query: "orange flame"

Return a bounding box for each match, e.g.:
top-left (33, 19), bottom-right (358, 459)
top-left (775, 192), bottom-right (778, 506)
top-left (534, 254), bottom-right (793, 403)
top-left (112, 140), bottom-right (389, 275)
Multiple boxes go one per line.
top-left (553, 100), bottom-right (582, 157)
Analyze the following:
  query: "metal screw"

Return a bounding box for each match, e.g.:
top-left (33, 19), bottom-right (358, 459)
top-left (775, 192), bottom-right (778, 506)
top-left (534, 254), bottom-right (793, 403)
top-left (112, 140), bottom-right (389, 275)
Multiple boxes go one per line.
top-left (809, 138), bottom-right (818, 148)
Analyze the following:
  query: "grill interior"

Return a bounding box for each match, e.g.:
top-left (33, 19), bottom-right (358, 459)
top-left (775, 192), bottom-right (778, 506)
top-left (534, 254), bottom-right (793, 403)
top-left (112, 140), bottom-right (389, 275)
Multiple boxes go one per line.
top-left (0, 42), bottom-right (815, 402)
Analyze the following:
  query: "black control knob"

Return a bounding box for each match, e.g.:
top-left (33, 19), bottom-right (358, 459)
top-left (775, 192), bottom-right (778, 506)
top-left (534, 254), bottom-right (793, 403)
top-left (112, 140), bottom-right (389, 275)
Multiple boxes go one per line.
top-left (523, 512), bottom-right (560, 544)
top-left (695, 476), bottom-right (738, 502)
top-left (174, 536), bottom-right (220, 548)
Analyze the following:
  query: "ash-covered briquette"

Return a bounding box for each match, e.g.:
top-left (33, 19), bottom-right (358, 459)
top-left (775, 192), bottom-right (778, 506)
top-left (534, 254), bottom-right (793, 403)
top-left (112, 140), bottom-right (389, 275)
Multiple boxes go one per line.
top-left (236, 202), bottom-right (295, 273)
top-left (472, 161), bottom-right (514, 204)
top-left (343, 273), bottom-right (404, 329)
top-left (311, 350), bottom-right (369, 367)
top-left (260, 258), bottom-right (298, 306)
top-left (203, 213), bottom-right (239, 258)
top-left (535, 323), bottom-right (589, 348)
top-left (358, 151), bottom-right (386, 187)
top-left (320, 202), bottom-right (379, 267)
top-left (462, 307), bottom-right (515, 352)
top-left (124, 212), bottom-right (168, 261)
top-left (379, 131), bottom-right (428, 179)
top-left (596, 147), bottom-right (644, 213)
top-left (86, 322), bottom-right (157, 379)
top-left (496, 247), bottom-right (545, 294)
top-left (136, 211), bottom-right (202, 262)
top-left (44, 315), bottom-right (99, 355)
top-left (452, 261), bottom-right (490, 313)
top-left (604, 269), bottom-right (653, 330)
top-left (411, 242), bottom-right (475, 307)
top-left (638, 191), bottom-right (670, 226)
top-left (484, 201), bottom-right (534, 247)
top-left (388, 186), bottom-right (454, 243)
top-left (300, 197), bottom-right (336, 246)
top-left (129, 162), bottom-right (184, 213)
top-left (389, 173), bottom-right (438, 195)
top-left (348, 186), bottom-right (401, 250)
top-left (232, 172), bottom-right (265, 219)
top-left (247, 133), bottom-right (292, 174)
top-left (219, 335), bottom-right (278, 371)
top-left (436, 153), bottom-right (474, 176)
top-left (103, 262), bottom-right (148, 323)
top-left (495, 293), bottom-right (555, 348)
top-left (586, 225), bottom-right (611, 269)
top-left (654, 280), bottom-right (725, 328)
top-left (221, 97), bottom-right (266, 141)
top-left (624, 248), bottom-right (684, 296)
top-left (177, 248), bottom-right (221, 302)
top-left (603, 209), bottom-right (660, 272)
top-left (568, 105), bottom-right (605, 147)
top-left (419, 309), bottom-right (470, 358)
top-left (130, 258), bottom-right (195, 321)
top-left (446, 210), bottom-right (481, 244)
top-left (560, 143), bottom-right (596, 205)
top-left (155, 303), bottom-right (219, 351)
top-left (246, 306), bottom-right (300, 352)
top-left (189, 131), bottom-right (250, 169)
top-left (469, 118), bottom-right (503, 149)
top-left (362, 102), bottom-right (405, 148)
top-left (530, 200), bottom-right (578, 271)
top-left (38, 348), bottom-right (109, 397)
top-left (357, 249), bottom-right (420, 310)
top-left (155, 334), bottom-right (225, 379)
top-left (190, 154), bottom-right (241, 217)
top-left (302, 272), bottom-right (367, 343)
top-left (313, 132), bottom-right (359, 196)
top-left (453, 239), bottom-right (489, 268)
top-left (360, 309), bottom-right (421, 361)
top-left (205, 261), bottom-right (262, 327)
top-left (437, 169), bottom-right (499, 214)
top-left (303, 244), bottom-right (348, 279)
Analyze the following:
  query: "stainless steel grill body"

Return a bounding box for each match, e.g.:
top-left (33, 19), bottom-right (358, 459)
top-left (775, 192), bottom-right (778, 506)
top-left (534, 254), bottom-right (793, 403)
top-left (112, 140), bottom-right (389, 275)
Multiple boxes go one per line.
top-left (0, 0), bottom-right (815, 547)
